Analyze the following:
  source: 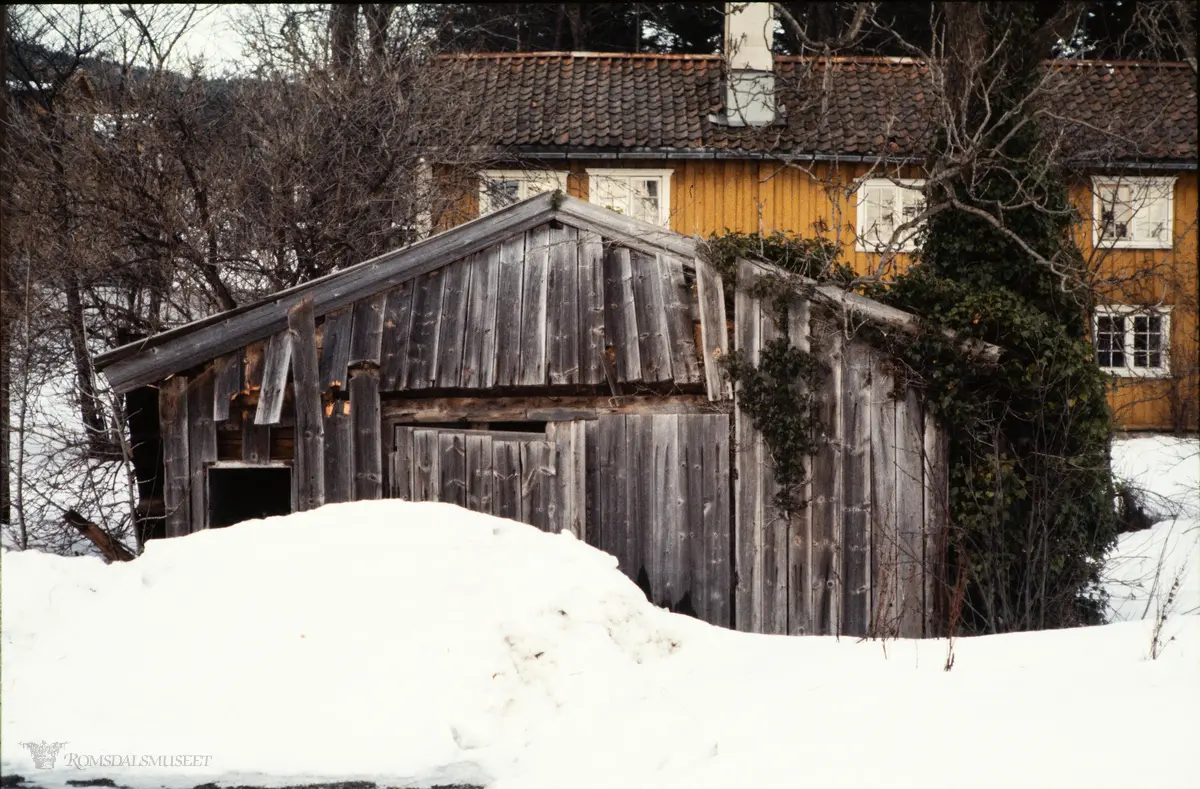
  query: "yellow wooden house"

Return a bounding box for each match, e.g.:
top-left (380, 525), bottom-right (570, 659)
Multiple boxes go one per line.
top-left (433, 5), bottom-right (1197, 431)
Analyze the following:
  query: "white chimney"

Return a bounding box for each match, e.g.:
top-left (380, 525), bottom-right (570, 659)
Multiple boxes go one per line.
top-left (723, 2), bottom-right (776, 126)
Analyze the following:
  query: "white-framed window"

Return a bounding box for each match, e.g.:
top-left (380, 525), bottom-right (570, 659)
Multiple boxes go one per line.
top-left (586, 169), bottom-right (673, 227)
top-left (1091, 176), bottom-right (1175, 250)
top-left (479, 169), bottom-right (568, 215)
top-left (1093, 305), bottom-right (1172, 378)
top-left (855, 178), bottom-right (926, 252)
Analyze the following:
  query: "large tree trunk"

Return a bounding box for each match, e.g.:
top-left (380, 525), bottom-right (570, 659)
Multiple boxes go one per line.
top-left (330, 3), bottom-right (360, 74)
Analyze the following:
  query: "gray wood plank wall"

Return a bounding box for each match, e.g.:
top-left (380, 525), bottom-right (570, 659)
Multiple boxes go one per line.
top-left (732, 260), bottom-right (939, 638)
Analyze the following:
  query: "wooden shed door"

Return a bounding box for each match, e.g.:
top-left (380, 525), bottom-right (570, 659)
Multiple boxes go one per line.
top-left (592, 413), bottom-right (732, 628)
top-left (390, 425), bottom-right (582, 534)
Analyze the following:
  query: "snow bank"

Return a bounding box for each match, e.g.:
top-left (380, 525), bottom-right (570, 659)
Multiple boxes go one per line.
top-left (4, 500), bottom-right (1198, 789)
top-left (1105, 436), bottom-right (1200, 622)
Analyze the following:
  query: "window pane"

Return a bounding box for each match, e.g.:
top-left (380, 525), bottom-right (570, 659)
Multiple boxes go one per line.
top-left (592, 175), bottom-right (630, 215)
top-left (1095, 315), bottom-right (1125, 369)
top-left (484, 179), bottom-right (520, 212)
top-left (632, 178), bottom-right (660, 223)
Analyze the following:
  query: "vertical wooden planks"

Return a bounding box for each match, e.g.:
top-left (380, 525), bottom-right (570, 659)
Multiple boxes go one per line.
top-left (438, 430), bottom-right (467, 507)
top-left (584, 419), bottom-right (601, 548)
top-left (787, 298), bottom-right (812, 635)
top-left (350, 370), bottom-right (383, 500)
top-left (548, 421), bottom-right (586, 538)
top-left (708, 414), bottom-right (733, 628)
top-left (734, 260), bottom-right (764, 632)
top-left (763, 308), bottom-right (792, 635)
top-left (324, 398), bottom-right (353, 503)
top-left (289, 296), bottom-right (325, 511)
top-left (187, 367), bottom-right (217, 529)
top-left (658, 255), bottom-right (701, 384)
top-left (665, 414), bottom-right (689, 609)
top-left (319, 308), bottom-right (354, 390)
top-left (256, 330), bottom-right (292, 425)
top-left (518, 225), bottom-right (550, 387)
top-left (348, 292), bottom-right (386, 368)
top-left (380, 282), bottom-right (415, 391)
top-left (404, 270), bottom-right (445, 390)
top-left (603, 246), bottom-right (642, 382)
top-left (686, 414), bottom-right (732, 628)
top-left (597, 415), bottom-right (628, 569)
top-left (630, 251), bottom-right (673, 382)
top-left (547, 225), bottom-right (581, 386)
top-left (390, 426), bottom-right (414, 499)
top-left (492, 439), bottom-right (522, 521)
top-left (841, 341), bottom-right (873, 637)
top-left (869, 354), bottom-right (899, 636)
top-left (895, 385), bottom-right (925, 637)
top-left (435, 260), bottom-right (471, 388)
top-left (412, 429), bottom-right (441, 502)
top-left (465, 433), bottom-right (494, 513)
top-left (696, 259), bottom-right (731, 401)
top-left (212, 350), bottom-right (242, 422)
top-left (577, 230), bottom-right (606, 386)
top-left (241, 342), bottom-right (270, 462)
top-left (811, 318), bottom-right (843, 635)
top-left (494, 235), bottom-right (526, 387)
top-left (520, 440), bottom-right (555, 530)
top-left (159, 376), bottom-right (190, 537)
top-left (627, 414), bottom-right (653, 595)
top-left (461, 245), bottom-right (501, 388)
top-left (923, 412), bottom-right (949, 638)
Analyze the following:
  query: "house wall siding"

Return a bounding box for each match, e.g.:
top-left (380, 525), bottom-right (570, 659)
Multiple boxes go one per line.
top-left (457, 161), bottom-right (1197, 431)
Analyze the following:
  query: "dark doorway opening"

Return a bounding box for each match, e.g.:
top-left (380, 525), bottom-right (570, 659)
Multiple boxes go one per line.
top-left (208, 465), bottom-right (292, 528)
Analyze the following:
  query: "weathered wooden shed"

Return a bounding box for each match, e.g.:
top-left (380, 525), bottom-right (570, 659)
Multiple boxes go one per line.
top-left (96, 192), bottom-right (957, 638)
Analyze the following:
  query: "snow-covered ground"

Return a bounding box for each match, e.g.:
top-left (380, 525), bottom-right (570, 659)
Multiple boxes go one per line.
top-left (4, 496), bottom-right (1199, 789)
top-left (1104, 435), bottom-right (1199, 622)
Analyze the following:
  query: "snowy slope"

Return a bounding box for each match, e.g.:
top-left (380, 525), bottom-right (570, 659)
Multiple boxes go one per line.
top-left (1105, 436), bottom-right (1200, 622)
top-left (4, 500), bottom-right (1198, 789)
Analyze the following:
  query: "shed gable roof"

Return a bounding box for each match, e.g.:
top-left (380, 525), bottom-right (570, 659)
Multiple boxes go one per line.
top-left (95, 192), bottom-right (700, 392)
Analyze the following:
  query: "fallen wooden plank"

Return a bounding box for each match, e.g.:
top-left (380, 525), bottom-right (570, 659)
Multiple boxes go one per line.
top-left (255, 330), bottom-right (293, 425)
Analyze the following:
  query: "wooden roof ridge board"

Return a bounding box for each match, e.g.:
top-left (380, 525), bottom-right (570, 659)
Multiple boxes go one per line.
top-left (96, 192), bottom-right (706, 394)
top-left (736, 258), bottom-right (1003, 361)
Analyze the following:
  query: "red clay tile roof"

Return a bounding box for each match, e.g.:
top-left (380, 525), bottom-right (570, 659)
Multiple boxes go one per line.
top-left (441, 53), bottom-right (1197, 165)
